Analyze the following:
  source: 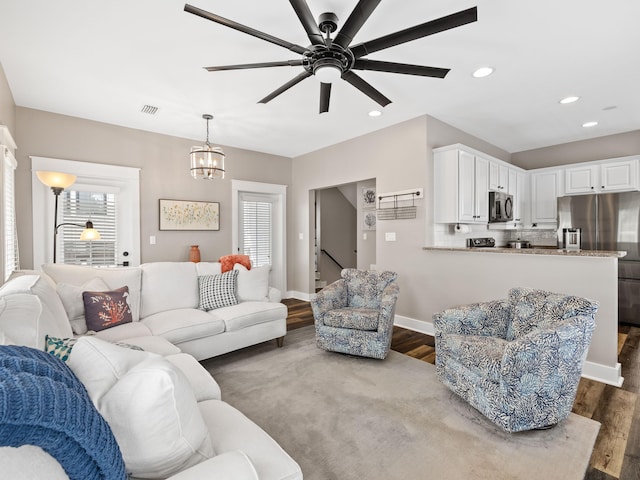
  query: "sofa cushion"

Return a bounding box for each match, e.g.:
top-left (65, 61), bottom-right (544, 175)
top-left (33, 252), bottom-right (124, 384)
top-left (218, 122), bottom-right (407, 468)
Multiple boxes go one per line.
top-left (0, 275), bottom-right (73, 342)
top-left (438, 333), bottom-right (508, 383)
top-left (68, 336), bottom-right (214, 478)
top-left (211, 301), bottom-right (287, 333)
top-left (142, 308), bottom-right (226, 344)
top-left (0, 294), bottom-right (46, 349)
top-left (57, 277), bottom-right (110, 334)
top-left (198, 270), bottom-right (239, 311)
top-left (83, 286), bottom-right (133, 332)
top-left (195, 262), bottom-right (222, 276)
top-left (165, 353), bottom-right (222, 402)
top-left (323, 307), bottom-right (379, 331)
top-left (140, 262), bottom-right (199, 318)
top-left (234, 264), bottom-right (270, 302)
top-left (117, 335), bottom-right (182, 356)
top-left (42, 264), bottom-right (142, 322)
top-left (93, 321), bottom-right (153, 342)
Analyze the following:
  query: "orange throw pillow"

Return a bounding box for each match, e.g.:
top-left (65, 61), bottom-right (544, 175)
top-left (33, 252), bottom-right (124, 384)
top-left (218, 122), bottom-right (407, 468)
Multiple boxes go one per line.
top-left (219, 254), bottom-right (251, 273)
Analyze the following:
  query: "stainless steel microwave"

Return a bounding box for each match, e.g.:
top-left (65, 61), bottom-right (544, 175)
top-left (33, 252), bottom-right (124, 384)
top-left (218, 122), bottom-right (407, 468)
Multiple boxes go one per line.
top-left (489, 192), bottom-right (514, 222)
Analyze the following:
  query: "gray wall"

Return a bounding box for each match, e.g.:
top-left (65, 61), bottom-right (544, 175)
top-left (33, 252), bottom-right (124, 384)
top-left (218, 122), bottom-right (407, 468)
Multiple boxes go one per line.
top-left (14, 107), bottom-right (292, 268)
top-left (0, 63), bottom-right (15, 133)
top-left (318, 187), bottom-right (357, 284)
top-left (512, 130), bottom-right (640, 169)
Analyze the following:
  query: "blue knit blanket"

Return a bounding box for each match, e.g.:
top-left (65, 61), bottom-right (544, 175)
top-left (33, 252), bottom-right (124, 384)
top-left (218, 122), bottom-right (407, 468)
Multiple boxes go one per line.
top-left (0, 345), bottom-right (127, 480)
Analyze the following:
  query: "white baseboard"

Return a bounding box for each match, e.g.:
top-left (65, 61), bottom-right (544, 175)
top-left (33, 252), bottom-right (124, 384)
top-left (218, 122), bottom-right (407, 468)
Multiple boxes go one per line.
top-left (286, 290), bottom-right (315, 302)
top-left (394, 315), bottom-right (434, 337)
top-left (582, 361), bottom-right (624, 387)
top-left (392, 315), bottom-right (624, 387)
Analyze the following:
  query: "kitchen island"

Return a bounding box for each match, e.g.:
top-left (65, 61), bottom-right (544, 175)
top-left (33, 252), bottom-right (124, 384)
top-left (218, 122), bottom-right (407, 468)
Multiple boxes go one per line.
top-left (419, 245), bottom-right (624, 386)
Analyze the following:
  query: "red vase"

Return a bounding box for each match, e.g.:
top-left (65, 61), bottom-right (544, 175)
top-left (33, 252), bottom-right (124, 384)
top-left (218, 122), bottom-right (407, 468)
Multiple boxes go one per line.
top-left (189, 245), bottom-right (201, 263)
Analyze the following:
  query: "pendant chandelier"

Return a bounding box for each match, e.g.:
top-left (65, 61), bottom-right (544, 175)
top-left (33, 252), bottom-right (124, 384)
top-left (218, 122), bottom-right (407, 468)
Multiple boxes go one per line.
top-left (190, 114), bottom-right (226, 180)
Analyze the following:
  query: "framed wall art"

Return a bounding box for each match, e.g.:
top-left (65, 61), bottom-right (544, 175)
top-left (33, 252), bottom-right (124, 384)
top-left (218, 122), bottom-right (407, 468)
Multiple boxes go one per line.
top-left (362, 187), bottom-right (376, 208)
top-left (159, 199), bottom-right (220, 231)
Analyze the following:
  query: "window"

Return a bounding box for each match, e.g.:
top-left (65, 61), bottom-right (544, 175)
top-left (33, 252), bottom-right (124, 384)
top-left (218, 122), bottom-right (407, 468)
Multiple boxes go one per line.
top-left (59, 189), bottom-right (117, 266)
top-left (240, 194), bottom-right (272, 267)
top-left (3, 144), bottom-right (19, 280)
top-left (31, 156), bottom-right (140, 268)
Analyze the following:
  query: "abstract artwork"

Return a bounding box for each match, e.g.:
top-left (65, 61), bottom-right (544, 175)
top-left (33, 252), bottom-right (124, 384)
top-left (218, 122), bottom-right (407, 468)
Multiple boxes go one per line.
top-left (159, 199), bottom-right (220, 231)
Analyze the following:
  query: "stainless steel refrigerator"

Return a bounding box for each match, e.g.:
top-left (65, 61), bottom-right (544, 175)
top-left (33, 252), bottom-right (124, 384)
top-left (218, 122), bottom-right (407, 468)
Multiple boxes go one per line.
top-left (557, 192), bottom-right (640, 325)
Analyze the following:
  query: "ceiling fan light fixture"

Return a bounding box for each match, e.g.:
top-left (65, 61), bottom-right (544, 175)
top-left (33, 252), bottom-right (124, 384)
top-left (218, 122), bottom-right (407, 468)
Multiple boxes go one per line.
top-left (190, 114), bottom-right (226, 180)
top-left (313, 58), bottom-right (343, 84)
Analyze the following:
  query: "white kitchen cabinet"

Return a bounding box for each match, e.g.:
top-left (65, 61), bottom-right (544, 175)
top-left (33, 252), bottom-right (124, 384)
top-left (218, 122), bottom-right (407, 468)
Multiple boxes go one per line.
top-left (434, 147), bottom-right (488, 224)
top-left (564, 157), bottom-right (639, 194)
top-left (508, 168), bottom-right (518, 196)
top-left (530, 170), bottom-right (560, 224)
top-left (514, 171), bottom-right (528, 224)
top-left (489, 161), bottom-right (509, 191)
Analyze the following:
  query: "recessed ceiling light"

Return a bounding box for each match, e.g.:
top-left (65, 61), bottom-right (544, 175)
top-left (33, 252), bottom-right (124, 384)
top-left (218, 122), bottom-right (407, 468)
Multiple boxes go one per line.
top-left (582, 121), bottom-right (598, 128)
top-left (472, 67), bottom-right (494, 78)
top-left (368, 110), bottom-right (382, 117)
top-left (559, 96), bottom-right (579, 104)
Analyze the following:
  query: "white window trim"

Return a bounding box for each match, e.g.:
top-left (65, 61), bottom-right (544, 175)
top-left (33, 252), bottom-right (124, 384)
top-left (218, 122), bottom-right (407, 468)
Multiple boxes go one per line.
top-left (31, 156), bottom-right (140, 268)
top-left (232, 180), bottom-right (287, 293)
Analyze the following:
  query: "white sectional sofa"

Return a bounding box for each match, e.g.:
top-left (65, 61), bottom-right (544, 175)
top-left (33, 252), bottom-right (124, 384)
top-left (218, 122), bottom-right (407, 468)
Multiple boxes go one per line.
top-left (0, 261), bottom-right (302, 480)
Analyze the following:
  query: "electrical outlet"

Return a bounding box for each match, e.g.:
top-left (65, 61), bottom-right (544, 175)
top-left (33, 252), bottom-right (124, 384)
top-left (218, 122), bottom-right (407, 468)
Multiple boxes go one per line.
top-left (385, 232), bottom-right (396, 241)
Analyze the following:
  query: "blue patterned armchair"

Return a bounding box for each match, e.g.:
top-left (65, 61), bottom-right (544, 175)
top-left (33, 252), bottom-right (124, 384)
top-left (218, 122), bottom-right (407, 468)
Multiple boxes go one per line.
top-left (433, 287), bottom-right (597, 432)
top-left (311, 269), bottom-right (399, 359)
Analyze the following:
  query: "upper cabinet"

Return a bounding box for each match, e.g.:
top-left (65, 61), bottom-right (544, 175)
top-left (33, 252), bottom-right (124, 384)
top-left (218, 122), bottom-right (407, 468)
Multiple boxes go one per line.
top-left (489, 161), bottom-right (509, 192)
top-left (530, 169), bottom-right (561, 224)
top-left (563, 157), bottom-right (639, 195)
top-left (434, 146), bottom-right (489, 224)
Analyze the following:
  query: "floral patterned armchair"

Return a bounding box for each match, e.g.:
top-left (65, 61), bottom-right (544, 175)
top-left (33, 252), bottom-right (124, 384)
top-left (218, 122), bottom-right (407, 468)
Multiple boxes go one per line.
top-left (311, 269), bottom-right (399, 359)
top-left (433, 287), bottom-right (597, 432)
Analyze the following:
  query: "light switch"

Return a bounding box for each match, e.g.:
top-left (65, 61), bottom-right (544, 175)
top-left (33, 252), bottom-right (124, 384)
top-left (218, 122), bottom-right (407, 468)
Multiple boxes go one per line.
top-left (149, 235), bottom-right (156, 245)
top-left (298, 233), bottom-right (304, 240)
top-left (385, 232), bottom-right (396, 241)
top-left (362, 233), bottom-right (367, 240)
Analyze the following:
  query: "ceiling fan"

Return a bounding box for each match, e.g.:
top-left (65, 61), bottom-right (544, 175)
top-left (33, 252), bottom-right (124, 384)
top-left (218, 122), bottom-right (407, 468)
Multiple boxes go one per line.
top-left (184, 1), bottom-right (478, 113)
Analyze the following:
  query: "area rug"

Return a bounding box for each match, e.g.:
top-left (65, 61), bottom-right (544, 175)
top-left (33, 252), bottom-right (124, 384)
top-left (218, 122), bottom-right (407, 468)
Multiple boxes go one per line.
top-left (202, 327), bottom-right (600, 480)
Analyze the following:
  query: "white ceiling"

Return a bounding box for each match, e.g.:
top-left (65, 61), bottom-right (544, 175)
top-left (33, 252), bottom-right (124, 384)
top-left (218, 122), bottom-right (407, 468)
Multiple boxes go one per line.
top-left (1, 0), bottom-right (639, 158)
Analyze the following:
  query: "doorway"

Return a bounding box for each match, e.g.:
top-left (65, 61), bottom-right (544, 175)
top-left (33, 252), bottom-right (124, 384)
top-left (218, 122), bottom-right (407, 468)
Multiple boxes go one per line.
top-left (314, 179), bottom-right (376, 289)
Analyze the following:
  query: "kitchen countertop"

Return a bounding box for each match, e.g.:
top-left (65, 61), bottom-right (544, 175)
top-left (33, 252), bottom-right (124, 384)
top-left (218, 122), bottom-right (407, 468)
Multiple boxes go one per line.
top-left (423, 246), bottom-right (627, 258)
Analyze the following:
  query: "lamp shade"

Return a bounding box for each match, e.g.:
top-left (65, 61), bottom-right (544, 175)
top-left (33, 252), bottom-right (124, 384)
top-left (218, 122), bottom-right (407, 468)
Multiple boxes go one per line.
top-left (79, 221), bottom-right (101, 241)
top-left (190, 145), bottom-right (225, 180)
top-left (36, 171), bottom-right (77, 189)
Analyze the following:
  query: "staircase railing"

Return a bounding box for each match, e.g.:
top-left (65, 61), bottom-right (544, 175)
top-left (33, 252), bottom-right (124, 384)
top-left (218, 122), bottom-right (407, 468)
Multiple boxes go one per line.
top-left (320, 249), bottom-right (343, 270)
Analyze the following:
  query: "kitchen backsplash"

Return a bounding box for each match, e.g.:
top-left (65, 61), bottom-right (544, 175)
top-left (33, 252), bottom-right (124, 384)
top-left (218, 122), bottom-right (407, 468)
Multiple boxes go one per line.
top-left (432, 224), bottom-right (558, 248)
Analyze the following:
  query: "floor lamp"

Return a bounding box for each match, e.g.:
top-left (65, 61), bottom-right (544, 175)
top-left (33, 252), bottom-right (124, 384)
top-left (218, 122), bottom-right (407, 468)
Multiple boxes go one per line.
top-left (36, 171), bottom-right (101, 263)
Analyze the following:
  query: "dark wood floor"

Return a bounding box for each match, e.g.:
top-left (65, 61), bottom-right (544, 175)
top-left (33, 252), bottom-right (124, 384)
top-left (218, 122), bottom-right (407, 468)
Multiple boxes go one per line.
top-left (282, 298), bottom-right (640, 480)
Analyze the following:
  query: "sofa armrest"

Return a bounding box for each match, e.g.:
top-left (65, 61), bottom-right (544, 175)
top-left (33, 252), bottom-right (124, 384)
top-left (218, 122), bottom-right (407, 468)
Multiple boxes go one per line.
top-left (164, 451), bottom-right (258, 480)
top-left (500, 315), bottom-right (596, 397)
top-left (165, 353), bottom-right (222, 402)
top-left (433, 299), bottom-right (510, 338)
top-left (377, 281), bottom-right (400, 333)
top-left (311, 279), bottom-right (348, 323)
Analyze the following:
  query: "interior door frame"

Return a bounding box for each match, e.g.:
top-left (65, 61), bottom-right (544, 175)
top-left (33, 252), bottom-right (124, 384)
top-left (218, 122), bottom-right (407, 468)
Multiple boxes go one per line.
top-left (232, 179), bottom-right (287, 294)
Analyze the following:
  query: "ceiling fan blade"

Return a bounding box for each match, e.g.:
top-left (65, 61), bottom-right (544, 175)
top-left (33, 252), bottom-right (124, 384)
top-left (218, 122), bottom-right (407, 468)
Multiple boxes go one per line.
top-left (205, 60), bottom-right (304, 72)
top-left (350, 6), bottom-right (477, 58)
top-left (333, 0), bottom-right (382, 49)
top-left (342, 71), bottom-right (391, 107)
top-left (353, 59), bottom-right (450, 78)
top-left (185, 4), bottom-right (307, 55)
top-left (289, 0), bottom-right (325, 46)
top-left (258, 71), bottom-right (312, 104)
top-left (319, 83), bottom-right (332, 113)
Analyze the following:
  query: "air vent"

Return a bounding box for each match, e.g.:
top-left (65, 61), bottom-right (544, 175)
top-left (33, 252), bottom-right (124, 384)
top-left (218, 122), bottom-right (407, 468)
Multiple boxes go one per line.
top-left (141, 105), bottom-right (158, 115)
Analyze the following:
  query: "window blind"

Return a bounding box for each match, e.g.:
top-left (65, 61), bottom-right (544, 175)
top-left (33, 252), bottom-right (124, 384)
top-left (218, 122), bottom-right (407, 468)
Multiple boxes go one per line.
top-left (241, 199), bottom-right (272, 267)
top-left (60, 190), bottom-right (117, 266)
top-left (3, 146), bottom-right (19, 280)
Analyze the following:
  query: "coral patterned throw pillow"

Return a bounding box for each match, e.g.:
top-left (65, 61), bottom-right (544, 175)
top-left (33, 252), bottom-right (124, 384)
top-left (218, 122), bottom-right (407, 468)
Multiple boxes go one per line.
top-left (83, 286), bottom-right (133, 332)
